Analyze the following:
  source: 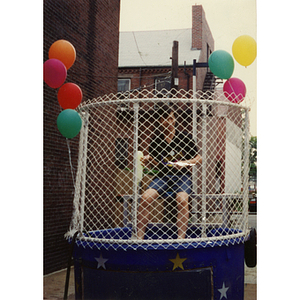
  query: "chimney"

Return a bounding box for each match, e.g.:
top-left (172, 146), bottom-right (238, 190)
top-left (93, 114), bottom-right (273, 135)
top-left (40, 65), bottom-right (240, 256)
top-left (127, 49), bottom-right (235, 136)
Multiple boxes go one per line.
top-left (192, 5), bottom-right (202, 50)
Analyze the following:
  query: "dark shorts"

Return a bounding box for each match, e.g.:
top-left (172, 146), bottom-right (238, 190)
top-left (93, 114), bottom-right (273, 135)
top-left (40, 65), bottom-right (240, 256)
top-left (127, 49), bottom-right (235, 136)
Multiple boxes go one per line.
top-left (147, 175), bottom-right (192, 197)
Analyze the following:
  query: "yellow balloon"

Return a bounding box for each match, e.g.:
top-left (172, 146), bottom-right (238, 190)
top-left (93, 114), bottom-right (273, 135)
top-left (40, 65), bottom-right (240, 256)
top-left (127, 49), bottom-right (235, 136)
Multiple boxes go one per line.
top-left (232, 35), bottom-right (257, 67)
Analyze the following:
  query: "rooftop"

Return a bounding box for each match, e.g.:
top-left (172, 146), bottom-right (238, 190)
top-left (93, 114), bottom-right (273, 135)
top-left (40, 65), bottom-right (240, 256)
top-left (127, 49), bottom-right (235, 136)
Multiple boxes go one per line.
top-left (118, 28), bottom-right (201, 68)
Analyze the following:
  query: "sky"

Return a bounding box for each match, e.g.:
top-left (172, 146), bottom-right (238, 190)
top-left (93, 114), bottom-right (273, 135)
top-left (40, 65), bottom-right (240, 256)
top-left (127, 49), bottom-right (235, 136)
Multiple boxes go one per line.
top-left (119, 0), bottom-right (257, 135)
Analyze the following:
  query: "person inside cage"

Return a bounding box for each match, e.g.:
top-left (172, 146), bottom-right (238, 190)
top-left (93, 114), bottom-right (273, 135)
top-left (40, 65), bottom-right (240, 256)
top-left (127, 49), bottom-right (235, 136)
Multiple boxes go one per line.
top-left (136, 103), bottom-right (202, 240)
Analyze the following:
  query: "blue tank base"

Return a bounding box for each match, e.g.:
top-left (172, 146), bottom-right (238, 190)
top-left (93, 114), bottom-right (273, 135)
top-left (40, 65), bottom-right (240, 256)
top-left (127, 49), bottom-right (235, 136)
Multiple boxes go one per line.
top-left (76, 266), bottom-right (213, 300)
top-left (72, 227), bottom-right (245, 300)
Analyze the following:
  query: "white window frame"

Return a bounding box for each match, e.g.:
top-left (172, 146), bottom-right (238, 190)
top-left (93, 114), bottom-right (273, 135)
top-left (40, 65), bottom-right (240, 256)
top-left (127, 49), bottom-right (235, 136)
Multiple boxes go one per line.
top-left (118, 78), bottom-right (131, 92)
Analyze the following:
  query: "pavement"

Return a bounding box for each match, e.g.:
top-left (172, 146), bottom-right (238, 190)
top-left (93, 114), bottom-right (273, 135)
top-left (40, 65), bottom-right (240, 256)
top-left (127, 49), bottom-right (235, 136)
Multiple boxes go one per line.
top-left (44, 264), bottom-right (256, 300)
top-left (244, 264), bottom-right (257, 299)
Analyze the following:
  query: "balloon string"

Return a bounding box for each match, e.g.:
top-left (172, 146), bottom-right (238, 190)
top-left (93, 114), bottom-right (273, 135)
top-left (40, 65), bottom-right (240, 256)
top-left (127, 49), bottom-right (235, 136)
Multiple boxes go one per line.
top-left (66, 138), bottom-right (76, 189)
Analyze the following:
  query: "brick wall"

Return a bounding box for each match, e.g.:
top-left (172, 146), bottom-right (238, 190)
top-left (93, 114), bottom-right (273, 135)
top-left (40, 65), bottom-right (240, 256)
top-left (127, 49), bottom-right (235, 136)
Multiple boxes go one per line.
top-left (118, 5), bottom-right (214, 93)
top-left (192, 5), bottom-right (215, 91)
top-left (192, 5), bottom-right (214, 53)
top-left (192, 5), bottom-right (202, 50)
top-left (118, 66), bottom-right (193, 92)
top-left (44, 0), bottom-right (120, 275)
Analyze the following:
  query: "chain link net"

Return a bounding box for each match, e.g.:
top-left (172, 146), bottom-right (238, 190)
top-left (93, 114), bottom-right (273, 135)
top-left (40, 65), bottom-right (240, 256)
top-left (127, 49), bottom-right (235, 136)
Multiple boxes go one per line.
top-left (66, 89), bottom-right (250, 250)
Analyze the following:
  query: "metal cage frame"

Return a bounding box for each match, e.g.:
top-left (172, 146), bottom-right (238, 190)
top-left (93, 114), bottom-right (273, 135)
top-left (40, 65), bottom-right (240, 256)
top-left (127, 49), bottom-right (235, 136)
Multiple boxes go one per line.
top-left (66, 89), bottom-right (250, 251)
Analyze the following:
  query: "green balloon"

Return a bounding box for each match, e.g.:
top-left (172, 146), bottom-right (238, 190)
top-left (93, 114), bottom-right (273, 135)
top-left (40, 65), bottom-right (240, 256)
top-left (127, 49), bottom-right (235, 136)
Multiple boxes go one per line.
top-left (208, 50), bottom-right (234, 79)
top-left (57, 109), bottom-right (82, 139)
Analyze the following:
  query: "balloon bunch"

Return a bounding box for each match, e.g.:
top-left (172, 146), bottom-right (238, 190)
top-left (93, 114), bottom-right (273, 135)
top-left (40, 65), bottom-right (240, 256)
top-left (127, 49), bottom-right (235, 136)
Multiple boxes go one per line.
top-left (208, 35), bottom-right (256, 104)
top-left (43, 40), bottom-right (83, 139)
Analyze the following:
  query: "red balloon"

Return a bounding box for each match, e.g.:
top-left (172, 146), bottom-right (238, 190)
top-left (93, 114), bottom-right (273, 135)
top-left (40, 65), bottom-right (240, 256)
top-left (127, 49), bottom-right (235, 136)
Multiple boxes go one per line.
top-left (43, 59), bottom-right (67, 89)
top-left (223, 77), bottom-right (246, 103)
top-left (57, 83), bottom-right (83, 109)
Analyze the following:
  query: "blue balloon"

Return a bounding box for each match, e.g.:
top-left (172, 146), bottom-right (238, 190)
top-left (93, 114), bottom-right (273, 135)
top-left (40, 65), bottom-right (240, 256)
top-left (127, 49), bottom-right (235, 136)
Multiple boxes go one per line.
top-left (208, 50), bottom-right (234, 79)
top-left (57, 109), bottom-right (82, 139)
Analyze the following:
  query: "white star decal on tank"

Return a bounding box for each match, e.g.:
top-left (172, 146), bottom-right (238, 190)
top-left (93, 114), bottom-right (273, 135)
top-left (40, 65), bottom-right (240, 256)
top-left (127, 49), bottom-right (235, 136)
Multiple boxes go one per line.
top-left (218, 282), bottom-right (229, 299)
top-left (95, 253), bottom-right (108, 269)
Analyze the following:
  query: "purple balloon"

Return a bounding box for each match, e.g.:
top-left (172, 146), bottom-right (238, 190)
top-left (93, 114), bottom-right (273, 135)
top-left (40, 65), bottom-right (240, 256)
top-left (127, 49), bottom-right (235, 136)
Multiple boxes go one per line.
top-left (223, 78), bottom-right (246, 103)
top-left (43, 58), bottom-right (67, 89)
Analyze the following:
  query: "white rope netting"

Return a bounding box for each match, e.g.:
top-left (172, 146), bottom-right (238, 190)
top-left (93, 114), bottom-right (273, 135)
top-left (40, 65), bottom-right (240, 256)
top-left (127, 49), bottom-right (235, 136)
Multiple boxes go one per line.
top-left (66, 89), bottom-right (250, 250)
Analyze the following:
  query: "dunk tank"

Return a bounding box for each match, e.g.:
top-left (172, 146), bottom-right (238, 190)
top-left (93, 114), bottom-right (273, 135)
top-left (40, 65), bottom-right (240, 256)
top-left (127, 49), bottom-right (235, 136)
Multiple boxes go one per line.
top-left (65, 89), bottom-right (253, 300)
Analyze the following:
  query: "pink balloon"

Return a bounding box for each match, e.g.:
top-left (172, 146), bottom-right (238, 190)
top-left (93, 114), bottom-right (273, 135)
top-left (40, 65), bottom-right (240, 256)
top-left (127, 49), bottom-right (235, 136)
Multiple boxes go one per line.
top-left (43, 59), bottom-right (67, 89)
top-left (223, 77), bottom-right (246, 103)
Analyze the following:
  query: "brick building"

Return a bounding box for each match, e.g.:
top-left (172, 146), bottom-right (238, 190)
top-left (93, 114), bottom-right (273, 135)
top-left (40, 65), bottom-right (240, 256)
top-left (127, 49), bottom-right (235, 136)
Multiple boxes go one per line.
top-left (43, 0), bottom-right (120, 275)
top-left (118, 5), bottom-right (216, 94)
top-left (117, 5), bottom-right (242, 200)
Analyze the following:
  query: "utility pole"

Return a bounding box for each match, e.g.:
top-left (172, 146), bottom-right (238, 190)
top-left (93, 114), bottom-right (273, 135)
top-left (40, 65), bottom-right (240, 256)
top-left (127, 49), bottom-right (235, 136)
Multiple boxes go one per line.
top-left (171, 40), bottom-right (179, 91)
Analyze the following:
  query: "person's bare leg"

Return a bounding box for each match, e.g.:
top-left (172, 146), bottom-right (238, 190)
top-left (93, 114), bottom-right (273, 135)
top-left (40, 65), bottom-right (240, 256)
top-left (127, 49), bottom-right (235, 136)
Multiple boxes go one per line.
top-left (176, 192), bottom-right (189, 239)
top-left (136, 188), bottom-right (159, 239)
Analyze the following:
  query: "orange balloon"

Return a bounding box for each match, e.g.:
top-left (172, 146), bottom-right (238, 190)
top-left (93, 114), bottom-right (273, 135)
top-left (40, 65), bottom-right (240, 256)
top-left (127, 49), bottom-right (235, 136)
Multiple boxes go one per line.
top-left (49, 40), bottom-right (76, 70)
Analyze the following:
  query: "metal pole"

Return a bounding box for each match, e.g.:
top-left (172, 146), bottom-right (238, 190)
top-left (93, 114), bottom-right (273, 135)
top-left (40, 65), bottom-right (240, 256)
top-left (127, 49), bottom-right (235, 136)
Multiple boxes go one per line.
top-left (242, 108), bottom-right (250, 233)
top-left (78, 110), bottom-right (89, 233)
top-left (201, 103), bottom-right (207, 237)
top-left (171, 41), bottom-right (179, 91)
top-left (132, 103), bottom-right (139, 233)
top-left (222, 195), bottom-right (229, 228)
top-left (191, 69), bottom-right (198, 223)
top-left (193, 59), bottom-right (196, 97)
top-left (191, 106), bottom-right (198, 223)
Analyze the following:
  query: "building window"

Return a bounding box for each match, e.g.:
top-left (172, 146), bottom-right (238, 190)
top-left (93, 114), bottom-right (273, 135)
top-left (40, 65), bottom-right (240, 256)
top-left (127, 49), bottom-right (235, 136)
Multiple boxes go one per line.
top-left (118, 79), bottom-right (131, 92)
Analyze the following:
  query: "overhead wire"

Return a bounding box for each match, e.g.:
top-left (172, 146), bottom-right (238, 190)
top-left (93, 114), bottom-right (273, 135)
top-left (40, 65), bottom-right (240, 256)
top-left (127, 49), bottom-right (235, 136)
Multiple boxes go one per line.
top-left (132, 31), bottom-right (148, 66)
